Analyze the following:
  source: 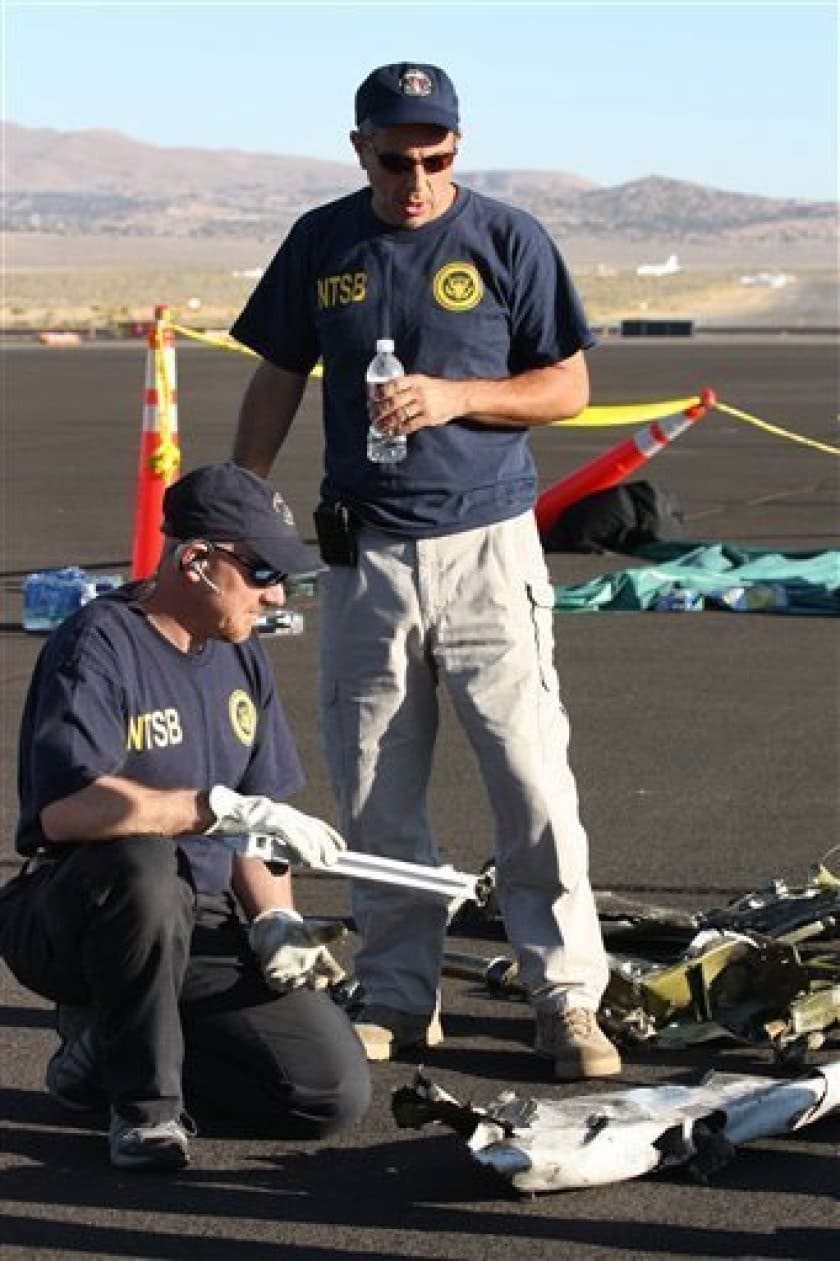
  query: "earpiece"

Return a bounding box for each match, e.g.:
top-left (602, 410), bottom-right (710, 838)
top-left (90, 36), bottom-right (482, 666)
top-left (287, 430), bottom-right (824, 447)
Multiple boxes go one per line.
top-left (193, 561), bottom-right (221, 595)
top-left (177, 543), bottom-right (221, 594)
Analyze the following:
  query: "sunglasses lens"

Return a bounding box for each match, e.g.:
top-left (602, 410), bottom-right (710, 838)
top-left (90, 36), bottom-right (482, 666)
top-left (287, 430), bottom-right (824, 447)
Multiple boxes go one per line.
top-left (253, 567), bottom-right (285, 587)
top-left (235, 553), bottom-right (285, 586)
top-left (210, 545), bottom-right (285, 587)
top-left (376, 151), bottom-right (456, 174)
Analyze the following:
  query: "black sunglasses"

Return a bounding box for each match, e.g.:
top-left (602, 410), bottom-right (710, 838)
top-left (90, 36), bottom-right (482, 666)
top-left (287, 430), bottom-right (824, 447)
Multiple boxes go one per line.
top-left (210, 544), bottom-right (286, 588)
top-left (373, 149), bottom-right (457, 175)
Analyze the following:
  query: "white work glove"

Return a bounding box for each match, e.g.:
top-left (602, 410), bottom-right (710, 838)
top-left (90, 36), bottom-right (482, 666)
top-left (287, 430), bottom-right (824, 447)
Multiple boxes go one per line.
top-left (207, 785), bottom-right (346, 869)
top-left (248, 908), bottom-right (347, 993)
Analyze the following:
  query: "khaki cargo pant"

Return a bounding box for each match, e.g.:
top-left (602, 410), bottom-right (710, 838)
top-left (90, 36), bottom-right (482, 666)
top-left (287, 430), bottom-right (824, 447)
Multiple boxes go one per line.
top-left (319, 510), bottom-right (609, 1016)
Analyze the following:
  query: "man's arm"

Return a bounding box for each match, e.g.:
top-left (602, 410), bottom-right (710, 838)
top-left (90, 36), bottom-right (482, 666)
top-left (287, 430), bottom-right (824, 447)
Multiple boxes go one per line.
top-left (232, 855), bottom-right (294, 918)
top-left (233, 361), bottom-right (309, 476)
top-left (43, 777), bottom-right (301, 925)
top-left (40, 775), bottom-right (214, 843)
top-left (368, 352), bottom-right (590, 436)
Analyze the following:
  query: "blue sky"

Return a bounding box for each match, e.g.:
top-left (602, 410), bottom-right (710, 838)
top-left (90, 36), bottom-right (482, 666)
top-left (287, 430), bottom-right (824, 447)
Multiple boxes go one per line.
top-left (3, 1), bottom-right (837, 200)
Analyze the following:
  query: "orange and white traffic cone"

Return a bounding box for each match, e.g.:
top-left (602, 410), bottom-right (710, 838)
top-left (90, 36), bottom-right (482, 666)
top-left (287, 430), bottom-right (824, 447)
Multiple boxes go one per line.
top-left (534, 389), bottom-right (716, 539)
top-left (130, 305), bottom-right (181, 578)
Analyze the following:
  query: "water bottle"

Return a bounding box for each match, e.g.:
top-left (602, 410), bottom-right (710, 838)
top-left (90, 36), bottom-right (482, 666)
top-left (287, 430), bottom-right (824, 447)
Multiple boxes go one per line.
top-left (22, 567), bottom-right (123, 632)
top-left (653, 585), bottom-right (704, 613)
top-left (717, 583), bottom-right (789, 612)
top-left (256, 610), bottom-right (305, 637)
top-left (366, 338), bottom-right (407, 464)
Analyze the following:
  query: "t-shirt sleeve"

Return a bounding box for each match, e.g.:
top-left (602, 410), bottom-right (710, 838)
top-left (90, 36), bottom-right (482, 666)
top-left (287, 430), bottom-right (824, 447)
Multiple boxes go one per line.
top-left (21, 638), bottom-right (128, 813)
top-left (507, 218), bottom-right (597, 372)
top-left (230, 221), bottom-right (320, 374)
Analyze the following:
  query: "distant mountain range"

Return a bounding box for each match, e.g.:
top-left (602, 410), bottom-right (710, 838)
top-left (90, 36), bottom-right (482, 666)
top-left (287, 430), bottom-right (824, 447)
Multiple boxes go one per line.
top-left (4, 122), bottom-right (836, 264)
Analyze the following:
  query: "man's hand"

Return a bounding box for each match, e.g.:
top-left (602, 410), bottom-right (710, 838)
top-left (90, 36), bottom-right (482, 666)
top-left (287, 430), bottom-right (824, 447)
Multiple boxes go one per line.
top-left (368, 357), bottom-right (589, 434)
top-left (368, 374), bottom-right (467, 436)
top-left (248, 908), bottom-right (347, 993)
top-left (206, 786), bottom-right (347, 868)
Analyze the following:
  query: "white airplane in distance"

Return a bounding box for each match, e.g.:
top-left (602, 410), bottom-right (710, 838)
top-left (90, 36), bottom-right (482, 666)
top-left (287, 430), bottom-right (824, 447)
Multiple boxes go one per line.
top-left (740, 271), bottom-right (794, 289)
top-left (636, 253), bottom-right (681, 277)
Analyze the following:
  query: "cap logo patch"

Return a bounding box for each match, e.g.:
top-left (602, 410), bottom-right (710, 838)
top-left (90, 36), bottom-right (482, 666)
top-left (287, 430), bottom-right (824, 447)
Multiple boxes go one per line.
top-left (432, 262), bottom-right (484, 313)
top-left (272, 492), bottom-right (294, 525)
top-left (229, 690), bottom-right (257, 746)
top-left (400, 68), bottom-right (432, 97)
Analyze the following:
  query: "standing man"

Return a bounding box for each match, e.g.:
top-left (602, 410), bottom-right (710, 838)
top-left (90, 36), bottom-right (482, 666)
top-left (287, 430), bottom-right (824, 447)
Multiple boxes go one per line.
top-left (0, 463), bottom-right (370, 1170)
top-left (230, 64), bottom-right (620, 1080)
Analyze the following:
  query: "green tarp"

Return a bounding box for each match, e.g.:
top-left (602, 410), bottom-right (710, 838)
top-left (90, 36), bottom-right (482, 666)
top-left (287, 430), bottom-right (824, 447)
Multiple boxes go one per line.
top-left (552, 543), bottom-right (840, 615)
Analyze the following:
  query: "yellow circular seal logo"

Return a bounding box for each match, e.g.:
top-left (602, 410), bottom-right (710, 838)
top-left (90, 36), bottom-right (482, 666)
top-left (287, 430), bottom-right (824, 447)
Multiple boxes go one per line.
top-left (432, 262), bottom-right (484, 312)
top-left (229, 690), bottom-right (257, 746)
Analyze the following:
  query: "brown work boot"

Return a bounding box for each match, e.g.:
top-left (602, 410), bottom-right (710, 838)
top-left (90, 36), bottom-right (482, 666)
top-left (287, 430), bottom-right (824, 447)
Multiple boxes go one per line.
top-left (353, 1004), bottom-right (444, 1063)
top-left (534, 1008), bottom-right (622, 1081)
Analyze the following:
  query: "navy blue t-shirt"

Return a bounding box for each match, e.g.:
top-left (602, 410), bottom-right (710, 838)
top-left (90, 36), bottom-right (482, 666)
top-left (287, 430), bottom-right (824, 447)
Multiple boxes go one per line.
top-left (231, 186), bottom-right (595, 536)
top-left (16, 587), bottom-right (304, 894)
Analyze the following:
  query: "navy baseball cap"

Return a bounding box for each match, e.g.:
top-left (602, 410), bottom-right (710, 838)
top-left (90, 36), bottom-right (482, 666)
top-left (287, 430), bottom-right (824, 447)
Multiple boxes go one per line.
top-left (355, 63), bottom-right (460, 133)
top-left (162, 463), bottom-right (321, 576)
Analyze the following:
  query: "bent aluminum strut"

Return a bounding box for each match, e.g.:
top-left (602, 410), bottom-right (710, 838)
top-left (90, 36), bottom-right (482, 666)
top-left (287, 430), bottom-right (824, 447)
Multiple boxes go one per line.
top-left (216, 832), bottom-right (491, 905)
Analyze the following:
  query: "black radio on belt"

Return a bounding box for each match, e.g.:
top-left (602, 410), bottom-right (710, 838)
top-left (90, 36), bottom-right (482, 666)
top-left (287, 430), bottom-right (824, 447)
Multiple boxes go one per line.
top-left (313, 501), bottom-right (359, 567)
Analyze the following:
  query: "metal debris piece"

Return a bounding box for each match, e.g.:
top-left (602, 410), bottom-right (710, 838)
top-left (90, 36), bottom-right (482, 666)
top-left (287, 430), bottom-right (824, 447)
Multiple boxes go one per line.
top-left (600, 929), bottom-right (840, 1059)
top-left (440, 951), bottom-right (524, 996)
top-left (391, 1063), bottom-right (840, 1194)
top-left (453, 848), bottom-right (840, 949)
top-left (218, 832), bottom-right (489, 905)
top-left (443, 853), bottom-right (840, 1061)
top-left (443, 928), bottom-right (840, 1060)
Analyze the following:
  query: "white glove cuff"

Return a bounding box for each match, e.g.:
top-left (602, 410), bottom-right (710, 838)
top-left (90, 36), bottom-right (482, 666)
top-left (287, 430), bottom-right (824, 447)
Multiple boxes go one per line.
top-left (251, 907), bottom-right (303, 927)
top-left (205, 784), bottom-right (239, 833)
top-left (248, 907), bottom-right (305, 954)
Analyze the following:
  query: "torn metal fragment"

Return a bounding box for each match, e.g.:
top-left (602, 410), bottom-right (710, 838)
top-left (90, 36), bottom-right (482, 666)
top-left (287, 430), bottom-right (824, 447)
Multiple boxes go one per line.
top-left (392, 1063), bottom-right (840, 1193)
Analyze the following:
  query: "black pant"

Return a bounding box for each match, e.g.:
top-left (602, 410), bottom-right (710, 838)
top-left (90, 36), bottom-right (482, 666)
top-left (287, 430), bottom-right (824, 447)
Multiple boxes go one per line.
top-left (0, 839), bottom-right (370, 1136)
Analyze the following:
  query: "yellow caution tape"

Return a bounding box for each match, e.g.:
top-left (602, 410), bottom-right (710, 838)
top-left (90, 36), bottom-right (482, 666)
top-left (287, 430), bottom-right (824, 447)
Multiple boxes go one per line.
top-left (159, 317), bottom-right (838, 452)
top-left (164, 320), bottom-right (324, 376)
top-left (714, 401), bottom-right (840, 456)
top-left (166, 321), bottom-right (255, 356)
top-left (146, 316), bottom-right (181, 481)
top-left (155, 326), bottom-right (180, 472)
top-left (555, 398), bottom-right (701, 427)
top-left (148, 437), bottom-right (181, 479)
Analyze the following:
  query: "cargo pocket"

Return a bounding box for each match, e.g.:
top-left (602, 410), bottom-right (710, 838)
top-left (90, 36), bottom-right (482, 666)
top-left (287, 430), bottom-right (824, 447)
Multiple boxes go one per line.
top-left (526, 578), bottom-right (562, 698)
top-left (0, 865), bottom-right (84, 1002)
top-left (319, 673), bottom-right (345, 796)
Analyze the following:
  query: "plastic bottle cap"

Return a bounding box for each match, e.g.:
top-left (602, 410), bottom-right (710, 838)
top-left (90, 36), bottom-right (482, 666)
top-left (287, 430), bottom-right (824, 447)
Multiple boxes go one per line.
top-left (376, 338), bottom-right (395, 353)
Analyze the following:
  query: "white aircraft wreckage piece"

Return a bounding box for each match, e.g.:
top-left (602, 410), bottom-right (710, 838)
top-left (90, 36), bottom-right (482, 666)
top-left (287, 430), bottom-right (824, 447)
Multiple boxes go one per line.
top-left (392, 1062), bottom-right (840, 1194)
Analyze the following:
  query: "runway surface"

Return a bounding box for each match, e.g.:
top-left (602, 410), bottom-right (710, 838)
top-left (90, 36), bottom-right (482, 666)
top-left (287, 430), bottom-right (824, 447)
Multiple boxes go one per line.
top-left (1, 336), bottom-right (838, 1259)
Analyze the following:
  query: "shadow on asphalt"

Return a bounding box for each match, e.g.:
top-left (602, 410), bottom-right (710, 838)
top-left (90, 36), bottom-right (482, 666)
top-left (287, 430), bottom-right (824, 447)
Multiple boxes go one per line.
top-left (1, 1139), bottom-right (837, 1260)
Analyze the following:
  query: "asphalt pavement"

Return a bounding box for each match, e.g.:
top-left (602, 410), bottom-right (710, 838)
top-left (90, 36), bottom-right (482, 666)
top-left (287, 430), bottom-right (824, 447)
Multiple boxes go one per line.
top-left (1, 335), bottom-right (838, 1260)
